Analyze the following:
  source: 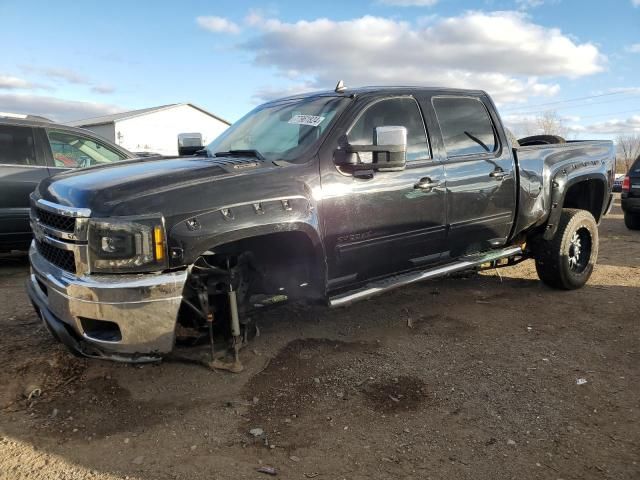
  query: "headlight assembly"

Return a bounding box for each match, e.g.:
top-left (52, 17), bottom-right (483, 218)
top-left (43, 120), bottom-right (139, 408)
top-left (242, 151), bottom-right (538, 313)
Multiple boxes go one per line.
top-left (88, 215), bottom-right (167, 273)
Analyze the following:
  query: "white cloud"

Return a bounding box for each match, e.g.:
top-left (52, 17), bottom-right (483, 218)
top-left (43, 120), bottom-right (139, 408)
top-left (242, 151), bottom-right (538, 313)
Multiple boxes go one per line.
top-left (196, 16), bottom-right (241, 34)
top-left (633, 0), bottom-right (640, 7)
top-left (0, 75), bottom-right (39, 90)
top-left (43, 68), bottom-right (89, 84)
top-left (21, 66), bottom-right (91, 85)
top-left (16, 66), bottom-right (116, 94)
top-left (91, 85), bottom-right (115, 94)
top-left (251, 82), bottom-right (318, 103)
top-left (504, 112), bottom-right (640, 137)
top-left (609, 86), bottom-right (640, 94)
top-left (0, 93), bottom-right (121, 122)
top-left (240, 12), bottom-right (603, 103)
top-left (516, 0), bottom-right (545, 9)
top-left (575, 116), bottom-right (640, 135)
top-left (626, 43), bottom-right (640, 53)
top-left (379, 0), bottom-right (438, 6)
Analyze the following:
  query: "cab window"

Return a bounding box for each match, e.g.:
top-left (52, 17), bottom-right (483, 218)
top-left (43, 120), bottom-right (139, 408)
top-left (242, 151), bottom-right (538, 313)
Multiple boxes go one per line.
top-left (348, 97), bottom-right (430, 162)
top-left (47, 130), bottom-right (128, 168)
top-left (0, 125), bottom-right (40, 166)
top-left (432, 97), bottom-right (497, 157)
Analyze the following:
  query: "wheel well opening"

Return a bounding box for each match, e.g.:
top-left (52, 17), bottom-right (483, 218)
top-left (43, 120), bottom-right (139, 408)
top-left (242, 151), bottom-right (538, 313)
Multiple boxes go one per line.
top-left (563, 180), bottom-right (605, 222)
top-left (176, 231), bottom-right (324, 337)
top-left (210, 231), bottom-right (324, 300)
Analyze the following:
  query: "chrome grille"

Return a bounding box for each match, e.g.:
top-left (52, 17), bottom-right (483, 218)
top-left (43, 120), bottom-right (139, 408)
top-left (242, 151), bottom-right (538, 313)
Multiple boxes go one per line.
top-left (35, 239), bottom-right (77, 274)
top-left (36, 208), bottom-right (76, 233)
top-left (30, 196), bottom-right (92, 275)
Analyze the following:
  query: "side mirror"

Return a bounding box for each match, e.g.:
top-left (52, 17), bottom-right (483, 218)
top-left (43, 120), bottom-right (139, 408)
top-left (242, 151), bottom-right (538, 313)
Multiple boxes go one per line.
top-left (178, 133), bottom-right (204, 156)
top-left (334, 126), bottom-right (407, 172)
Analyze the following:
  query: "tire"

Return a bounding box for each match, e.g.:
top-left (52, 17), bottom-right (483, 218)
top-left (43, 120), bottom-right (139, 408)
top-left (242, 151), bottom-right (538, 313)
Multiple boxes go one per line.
top-left (624, 212), bottom-right (640, 230)
top-left (518, 135), bottom-right (566, 146)
top-left (531, 209), bottom-right (598, 290)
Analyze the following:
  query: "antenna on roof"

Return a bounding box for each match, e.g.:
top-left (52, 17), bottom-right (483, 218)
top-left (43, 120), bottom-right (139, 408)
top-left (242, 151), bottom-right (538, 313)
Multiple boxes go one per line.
top-left (334, 80), bottom-right (347, 93)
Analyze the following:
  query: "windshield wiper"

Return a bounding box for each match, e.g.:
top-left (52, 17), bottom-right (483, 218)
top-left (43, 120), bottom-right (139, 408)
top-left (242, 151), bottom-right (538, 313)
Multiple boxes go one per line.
top-left (463, 131), bottom-right (490, 152)
top-left (214, 149), bottom-right (265, 161)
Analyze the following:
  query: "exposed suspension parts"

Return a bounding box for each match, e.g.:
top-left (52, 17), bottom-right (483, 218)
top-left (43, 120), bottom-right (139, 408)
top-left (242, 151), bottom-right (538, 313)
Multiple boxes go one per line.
top-left (178, 253), bottom-right (253, 373)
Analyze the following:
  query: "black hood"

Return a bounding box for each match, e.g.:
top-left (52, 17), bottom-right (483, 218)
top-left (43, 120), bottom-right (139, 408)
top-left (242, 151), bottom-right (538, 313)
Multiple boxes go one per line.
top-left (37, 155), bottom-right (275, 217)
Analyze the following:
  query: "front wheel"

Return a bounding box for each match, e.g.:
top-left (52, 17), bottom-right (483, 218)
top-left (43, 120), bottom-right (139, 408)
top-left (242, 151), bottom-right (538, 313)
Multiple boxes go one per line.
top-left (531, 209), bottom-right (598, 290)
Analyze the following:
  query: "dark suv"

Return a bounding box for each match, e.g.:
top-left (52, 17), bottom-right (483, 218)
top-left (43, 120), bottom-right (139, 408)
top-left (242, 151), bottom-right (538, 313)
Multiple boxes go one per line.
top-left (0, 115), bottom-right (134, 251)
top-left (621, 156), bottom-right (640, 230)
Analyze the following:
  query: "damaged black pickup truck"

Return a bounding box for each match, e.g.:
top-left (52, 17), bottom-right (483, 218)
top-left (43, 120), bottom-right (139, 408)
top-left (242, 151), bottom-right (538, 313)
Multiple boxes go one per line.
top-left (26, 85), bottom-right (615, 365)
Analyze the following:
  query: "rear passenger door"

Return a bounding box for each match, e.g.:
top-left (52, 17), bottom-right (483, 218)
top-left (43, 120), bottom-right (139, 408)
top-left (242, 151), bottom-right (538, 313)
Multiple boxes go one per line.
top-left (0, 124), bottom-right (50, 250)
top-left (431, 96), bottom-right (516, 256)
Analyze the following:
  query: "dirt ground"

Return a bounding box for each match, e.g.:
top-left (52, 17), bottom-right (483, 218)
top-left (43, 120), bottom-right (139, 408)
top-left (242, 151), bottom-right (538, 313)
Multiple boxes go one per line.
top-left (0, 198), bottom-right (638, 480)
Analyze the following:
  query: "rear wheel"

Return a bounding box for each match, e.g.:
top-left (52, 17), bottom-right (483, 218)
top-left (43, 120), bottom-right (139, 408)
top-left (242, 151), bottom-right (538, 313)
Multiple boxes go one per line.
top-left (624, 212), bottom-right (640, 230)
top-left (531, 209), bottom-right (598, 290)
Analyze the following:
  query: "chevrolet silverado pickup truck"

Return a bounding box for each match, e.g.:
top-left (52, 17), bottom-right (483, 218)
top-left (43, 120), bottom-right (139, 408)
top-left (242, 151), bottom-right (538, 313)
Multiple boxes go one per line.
top-left (26, 85), bottom-right (615, 364)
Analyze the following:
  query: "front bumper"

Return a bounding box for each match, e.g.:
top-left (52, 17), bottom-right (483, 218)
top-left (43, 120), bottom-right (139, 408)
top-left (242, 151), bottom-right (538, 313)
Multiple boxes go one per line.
top-left (26, 242), bottom-right (188, 361)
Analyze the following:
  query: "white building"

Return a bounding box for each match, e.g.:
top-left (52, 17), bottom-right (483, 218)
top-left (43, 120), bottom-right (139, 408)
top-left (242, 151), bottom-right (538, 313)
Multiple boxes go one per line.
top-left (68, 103), bottom-right (230, 156)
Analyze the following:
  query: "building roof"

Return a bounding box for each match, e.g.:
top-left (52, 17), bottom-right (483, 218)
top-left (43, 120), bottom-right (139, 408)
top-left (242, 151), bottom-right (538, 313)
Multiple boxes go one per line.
top-left (67, 103), bottom-right (231, 127)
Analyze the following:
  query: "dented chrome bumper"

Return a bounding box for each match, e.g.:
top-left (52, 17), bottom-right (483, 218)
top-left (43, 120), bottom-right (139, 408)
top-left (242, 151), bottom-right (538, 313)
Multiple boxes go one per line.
top-left (26, 242), bottom-right (187, 361)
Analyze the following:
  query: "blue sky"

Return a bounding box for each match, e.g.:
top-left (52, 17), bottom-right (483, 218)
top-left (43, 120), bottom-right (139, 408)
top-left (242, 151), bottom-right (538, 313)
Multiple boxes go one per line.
top-left (0, 0), bottom-right (638, 139)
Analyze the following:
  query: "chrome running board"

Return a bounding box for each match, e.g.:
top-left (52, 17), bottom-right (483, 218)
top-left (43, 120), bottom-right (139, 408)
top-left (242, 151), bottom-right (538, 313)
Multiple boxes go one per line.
top-left (328, 246), bottom-right (523, 308)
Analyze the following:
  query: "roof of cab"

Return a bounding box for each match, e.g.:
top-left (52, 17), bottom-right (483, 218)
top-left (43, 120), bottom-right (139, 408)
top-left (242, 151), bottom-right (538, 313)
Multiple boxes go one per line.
top-left (0, 114), bottom-right (113, 137)
top-left (266, 86), bottom-right (488, 104)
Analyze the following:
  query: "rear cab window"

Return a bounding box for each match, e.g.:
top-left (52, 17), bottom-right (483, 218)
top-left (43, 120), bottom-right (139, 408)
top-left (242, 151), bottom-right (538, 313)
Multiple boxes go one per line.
top-left (432, 96), bottom-right (498, 158)
top-left (0, 125), bottom-right (42, 166)
top-left (47, 130), bottom-right (128, 168)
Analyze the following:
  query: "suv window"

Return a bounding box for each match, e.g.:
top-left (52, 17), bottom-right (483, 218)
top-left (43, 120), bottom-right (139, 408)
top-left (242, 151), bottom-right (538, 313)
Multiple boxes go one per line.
top-left (48, 130), bottom-right (128, 168)
top-left (0, 125), bottom-right (40, 166)
top-left (433, 97), bottom-right (497, 157)
top-left (348, 97), bottom-right (430, 162)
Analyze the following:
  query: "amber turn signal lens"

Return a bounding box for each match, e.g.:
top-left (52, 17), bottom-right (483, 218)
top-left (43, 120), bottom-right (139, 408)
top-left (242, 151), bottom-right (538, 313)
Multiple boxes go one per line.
top-left (154, 226), bottom-right (165, 261)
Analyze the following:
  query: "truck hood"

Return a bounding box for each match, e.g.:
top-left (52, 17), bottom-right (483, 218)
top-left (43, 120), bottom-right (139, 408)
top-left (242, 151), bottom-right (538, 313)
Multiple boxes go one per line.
top-left (37, 155), bottom-right (288, 217)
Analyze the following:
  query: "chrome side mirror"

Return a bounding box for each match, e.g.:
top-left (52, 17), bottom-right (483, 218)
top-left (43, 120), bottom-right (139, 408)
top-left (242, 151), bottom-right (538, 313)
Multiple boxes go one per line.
top-left (334, 126), bottom-right (407, 172)
top-left (178, 133), bottom-right (204, 156)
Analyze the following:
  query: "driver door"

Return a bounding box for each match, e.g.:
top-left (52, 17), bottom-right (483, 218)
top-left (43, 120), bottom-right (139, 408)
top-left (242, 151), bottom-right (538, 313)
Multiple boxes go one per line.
top-left (319, 96), bottom-right (447, 291)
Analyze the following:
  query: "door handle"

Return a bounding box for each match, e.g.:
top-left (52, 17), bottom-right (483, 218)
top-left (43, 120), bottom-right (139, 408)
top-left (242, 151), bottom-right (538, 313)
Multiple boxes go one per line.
top-left (489, 169), bottom-right (509, 180)
top-left (414, 177), bottom-right (442, 191)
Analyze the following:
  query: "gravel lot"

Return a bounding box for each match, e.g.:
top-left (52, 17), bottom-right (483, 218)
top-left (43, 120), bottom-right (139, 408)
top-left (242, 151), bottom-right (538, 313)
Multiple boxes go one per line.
top-left (0, 197), bottom-right (638, 480)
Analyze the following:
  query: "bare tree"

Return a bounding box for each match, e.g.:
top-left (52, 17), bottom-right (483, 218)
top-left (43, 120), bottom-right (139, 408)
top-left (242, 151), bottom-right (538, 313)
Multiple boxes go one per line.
top-left (616, 134), bottom-right (640, 173)
top-left (509, 110), bottom-right (570, 139)
top-left (535, 110), bottom-right (570, 138)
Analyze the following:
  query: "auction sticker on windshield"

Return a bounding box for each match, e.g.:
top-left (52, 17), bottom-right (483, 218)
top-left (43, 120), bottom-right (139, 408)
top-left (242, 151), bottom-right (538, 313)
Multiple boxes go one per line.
top-left (288, 115), bottom-right (325, 127)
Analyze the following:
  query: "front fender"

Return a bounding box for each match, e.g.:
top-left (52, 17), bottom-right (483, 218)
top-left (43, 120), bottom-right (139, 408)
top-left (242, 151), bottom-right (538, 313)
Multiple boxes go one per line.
top-left (168, 195), bottom-right (324, 266)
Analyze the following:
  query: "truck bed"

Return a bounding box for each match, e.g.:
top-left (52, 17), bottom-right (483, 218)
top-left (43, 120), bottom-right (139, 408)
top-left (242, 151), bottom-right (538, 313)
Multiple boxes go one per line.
top-left (512, 140), bottom-right (615, 236)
